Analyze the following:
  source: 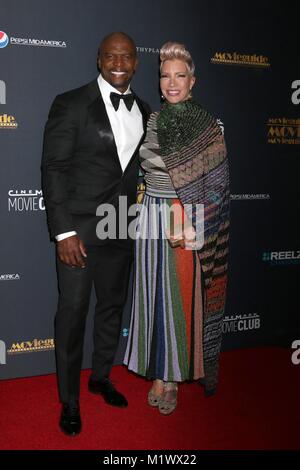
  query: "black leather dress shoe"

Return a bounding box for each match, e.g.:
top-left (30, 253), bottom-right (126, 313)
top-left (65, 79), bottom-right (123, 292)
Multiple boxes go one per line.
top-left (88, 378), bottom-right (128, 408)
top-left (59, 403), bottom-right (82, 436)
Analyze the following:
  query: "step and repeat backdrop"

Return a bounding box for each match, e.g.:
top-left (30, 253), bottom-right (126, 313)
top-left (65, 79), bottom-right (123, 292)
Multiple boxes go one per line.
top-left (0, 0), bottom-right (299, 379)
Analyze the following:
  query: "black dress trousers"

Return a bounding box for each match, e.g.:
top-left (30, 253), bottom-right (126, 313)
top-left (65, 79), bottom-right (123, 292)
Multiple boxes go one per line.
top-left (55, 241), bottom-right (132, 404)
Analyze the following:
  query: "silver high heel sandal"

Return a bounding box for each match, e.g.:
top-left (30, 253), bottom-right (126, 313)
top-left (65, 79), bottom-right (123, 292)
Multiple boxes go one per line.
top-left (158, 382), bottom-right (178, 415)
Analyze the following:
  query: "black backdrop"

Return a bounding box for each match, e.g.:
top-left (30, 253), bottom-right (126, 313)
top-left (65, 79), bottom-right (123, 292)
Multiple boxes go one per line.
top-left (1, 0), bottom-right (299, 379)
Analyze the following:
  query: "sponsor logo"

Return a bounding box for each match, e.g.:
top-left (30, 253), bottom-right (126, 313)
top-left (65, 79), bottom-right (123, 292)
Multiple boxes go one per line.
top-left (0, 340), bottom-right (6, 364)
top-left (223, 313), bottom-right (260, 333)
top-left (291, 80), bottom-right (300, 105)
top-left (263, 250), bottom-right (300, 266)
top-left (0, 113), bottom-right (18, 129)
top-left (0, 31), bottom-right (9, 48)
top-left (8, 189), bottom-right (45, 212)
top-left (7, 338), bottom-right (55, 354)
top-left (136, 46), bottom-right (160, 54)
top-left (0, 30), bottom-right (67, 48)
top-left (0, 79), bottom-right (6, 104)
top-left (267, 118), bottom-right (300, 144)
top-left (230, 194), bottom-right (270, 200)
top-left (211, 52), bottom-right (270, 68)
top-left (0, 274), bottom-right (20, 281)
top-left (291, 340), bottom-right (300, 365)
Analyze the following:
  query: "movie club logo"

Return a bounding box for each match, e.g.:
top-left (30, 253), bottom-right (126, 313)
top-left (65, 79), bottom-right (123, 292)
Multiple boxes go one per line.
top-left (0, 273), bottom-right (20, 281)
top-left (7, 338), bottom-right (55, 355)
top-left (222, 313), bottom-right (260, 334)
top-left (291, 340), bottom-right (300, 365)
top-left (267, 118), bottom-right (300, 145)
top-left (262, 250), bottom-right (300, 266)
top-left (8, 189), bottom-right (45, 212)
top-left (291, 80), bottom-right (300, 105)
top-left (0, 29), bottom-right (67, 48)
top-left (0, 79), bottom-right (6, 104)
top-left (0, 340), bottom-right (6, 365)
top-left (211, 52), bottom-right (270, 68)
top-left (0, 113), bottom-right (18, 129)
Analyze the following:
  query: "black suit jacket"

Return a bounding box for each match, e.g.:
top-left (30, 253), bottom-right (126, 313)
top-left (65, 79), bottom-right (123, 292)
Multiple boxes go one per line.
top-left (42, 80), bottom-right (150, 245)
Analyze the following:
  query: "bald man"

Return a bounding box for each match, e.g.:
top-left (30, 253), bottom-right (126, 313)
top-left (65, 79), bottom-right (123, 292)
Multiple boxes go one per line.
top-left (42, 32), bottom-right (150, 436)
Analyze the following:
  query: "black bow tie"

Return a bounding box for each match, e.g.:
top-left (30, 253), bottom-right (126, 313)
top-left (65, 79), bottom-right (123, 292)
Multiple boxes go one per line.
top-left (110, 92), bottom-right (135, 111)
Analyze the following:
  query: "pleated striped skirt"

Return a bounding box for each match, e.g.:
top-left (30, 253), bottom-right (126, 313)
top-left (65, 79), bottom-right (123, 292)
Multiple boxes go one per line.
top-left (124, 192), bottom-right (204, 382)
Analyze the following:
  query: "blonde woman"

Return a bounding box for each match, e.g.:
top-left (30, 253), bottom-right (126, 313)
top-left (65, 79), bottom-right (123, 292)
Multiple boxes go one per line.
top-left (124, 42), bottom-right (230, 415)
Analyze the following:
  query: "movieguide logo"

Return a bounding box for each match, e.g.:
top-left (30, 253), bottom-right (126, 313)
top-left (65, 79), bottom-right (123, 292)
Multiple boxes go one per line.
top-left (0, 113), bottom-right (18, 129)
top-left (7, 338), bottom-right (55, 354)
top-left (0, 30), bottom-right (67, 48)
top-left (211, 52), bottom-right (270, 68)
top-left (267, 118), bottom-right (300, 144)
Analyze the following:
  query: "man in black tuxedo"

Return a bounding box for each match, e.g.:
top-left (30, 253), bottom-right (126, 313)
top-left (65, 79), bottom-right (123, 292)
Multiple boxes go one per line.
top-left (42, 32), bottom-right (150, 436)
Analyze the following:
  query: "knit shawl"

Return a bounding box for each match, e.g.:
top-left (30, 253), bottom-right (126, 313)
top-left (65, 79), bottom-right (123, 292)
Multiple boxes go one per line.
top-left (157, 100), bottom-right (230, 394)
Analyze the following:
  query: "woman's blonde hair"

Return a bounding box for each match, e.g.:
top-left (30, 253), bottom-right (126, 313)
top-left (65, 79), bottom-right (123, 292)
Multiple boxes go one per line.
top-left (160, 42), bottom-right (195, 76)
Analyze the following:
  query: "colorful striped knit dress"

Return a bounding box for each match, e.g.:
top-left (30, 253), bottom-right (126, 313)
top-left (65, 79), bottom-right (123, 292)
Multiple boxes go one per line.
top-left (124, 100), bottom-right (230, 395)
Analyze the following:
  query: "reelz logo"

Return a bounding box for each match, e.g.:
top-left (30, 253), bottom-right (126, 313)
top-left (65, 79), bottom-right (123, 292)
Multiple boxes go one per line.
top-left (8, 189), bottom-right (45, 212)
top-left (291, 340), bottom-right (300, 365)
top-left (0, 79), bottom-right (6, 104)
top-left (263, 250), bottom-right (300, 265)
top-left (0, 340), bottom-right (6, 365)
top-left (291, 80), bottom-right (300, 105)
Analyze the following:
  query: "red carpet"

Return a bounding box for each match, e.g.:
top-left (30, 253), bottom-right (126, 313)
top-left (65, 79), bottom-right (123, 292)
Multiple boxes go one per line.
top-left (0, 347), bottom-right (299, 450)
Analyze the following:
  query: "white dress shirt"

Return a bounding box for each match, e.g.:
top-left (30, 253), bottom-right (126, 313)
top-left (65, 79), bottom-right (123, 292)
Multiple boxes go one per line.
top-left (56, 75), bottom-right (143, 242)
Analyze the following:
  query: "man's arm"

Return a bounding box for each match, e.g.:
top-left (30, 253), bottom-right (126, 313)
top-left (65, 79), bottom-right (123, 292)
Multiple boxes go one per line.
top-left (41, 94), bottom-right (77, 237)
top-left (42, 94), bottom-right (86, 267)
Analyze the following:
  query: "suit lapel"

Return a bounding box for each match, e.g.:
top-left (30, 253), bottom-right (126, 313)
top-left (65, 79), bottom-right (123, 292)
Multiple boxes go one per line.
top-left (87, 81), bottom-right (122, 174)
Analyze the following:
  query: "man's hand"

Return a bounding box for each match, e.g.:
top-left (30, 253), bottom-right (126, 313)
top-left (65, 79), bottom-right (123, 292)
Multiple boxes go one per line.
top-left (57, 235), bottom-right (87, 268)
